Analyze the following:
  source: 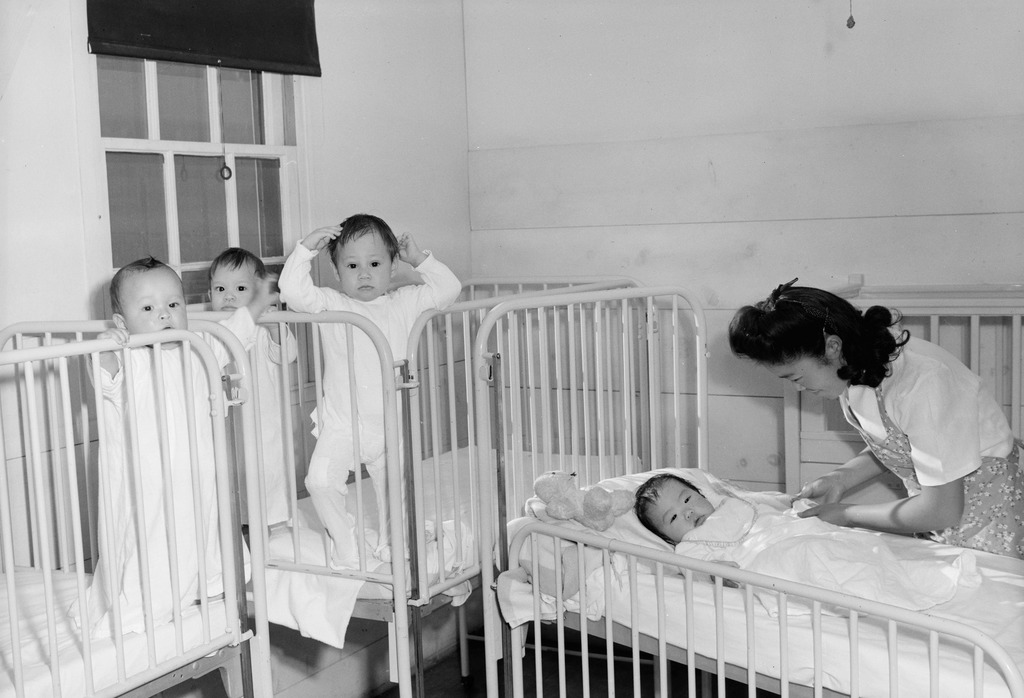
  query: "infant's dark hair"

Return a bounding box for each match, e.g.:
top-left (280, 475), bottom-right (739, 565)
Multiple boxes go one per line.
top-left (110, 256), bottom-right (177, 315)
top-left (326, 213), bottom-right (400, 269)
top-left (209, 247), bottom-right (267, 281)
top-left (634, 472), bottom-right (704, 544)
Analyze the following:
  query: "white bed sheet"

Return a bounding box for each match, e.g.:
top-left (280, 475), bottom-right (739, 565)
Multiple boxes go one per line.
top-left (1, 569), bottom-right (233, 698)
top-left (263, 447), bottom-right (480, 649)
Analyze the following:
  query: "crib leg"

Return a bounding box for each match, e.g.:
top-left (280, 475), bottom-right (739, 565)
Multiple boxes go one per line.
top-left (217, 650), bottom-right (246, 698)
top-left (458, 604), bottom-right (470, 679)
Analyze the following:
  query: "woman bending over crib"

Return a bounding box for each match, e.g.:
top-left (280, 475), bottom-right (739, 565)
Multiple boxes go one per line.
top-left (728, 279), bottom-right (1024, 559)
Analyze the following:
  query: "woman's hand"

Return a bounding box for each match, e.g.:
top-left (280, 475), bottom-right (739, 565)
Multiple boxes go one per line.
top-left (797, 502), bottom-right (852, 526)
top-left (795, 472), bottom-right (847, 504)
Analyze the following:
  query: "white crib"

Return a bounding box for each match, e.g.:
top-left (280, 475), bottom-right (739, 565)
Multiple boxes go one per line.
top-left (471, 284), bottom-right (1024, 698)
top-left (0, 324), bottom-right (265, 698)
top-left (470, 285), bottom-right (711, 696)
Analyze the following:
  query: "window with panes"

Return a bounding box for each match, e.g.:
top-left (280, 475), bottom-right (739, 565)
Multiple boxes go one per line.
top-left (97, 56), bottom-right (300, 304)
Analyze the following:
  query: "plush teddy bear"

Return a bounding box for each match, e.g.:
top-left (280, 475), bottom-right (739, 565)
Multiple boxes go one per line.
top-left (533, 470), bottom-right (635, 531)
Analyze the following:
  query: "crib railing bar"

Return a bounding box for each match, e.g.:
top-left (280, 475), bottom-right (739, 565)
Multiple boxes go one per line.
top-left (90, 348), bottom-right (130, 682)
top-left (42, 345), bottom-right (72, 572)
top-left (621, 300), bottom-right (636, 471)
top-left (714, 577), bottom-right (727, 697)
top-left (629, 556), bottom-right (642, 697)
top-left (779, 593), bottom-right (790, 698)
top-left (848, 609), bottom-right (859, 698)
top-left (61, 353), bottom-right (98, 694)
top-left (887, 620), bottom-right (899, 696)
top-left (601, 547), bottom-right (616, 696)
top-left (539, 307), bottom-right (555, 469)
top-left (671, 300), bottom-right (683, 468)
top-left (422, 321), bottom-right (443, 593)
top-left (568, 304), bottom-right (580, 473)
top-left (23, 360), bottom-right (67, 697)
top-left (576, 541), bottom-right (592, 698)
top-left (594, 301), bottom-right (607, 482)
top-left (181, 338), bottom-right (215, 645)
top-left (441, 312), bottom-right (467, 585)
top-left (0, 380), bottom-right (27, 695)
top-left (656, 563), bottom-right (669, 698)
top-left (345, 324), bottom-right (369, 571)
top-left (646, 296), bottom-right (661, 469)
top-left (684, 571), bottom-right (697, 698)
top-left (929, 630), bottom-right (940, 698)
top-left (525, 307), bottom-right (541, 478)
top-left (812, 601), bottom-right (823, 698)
top-left (273, 320), bottom-right (299, 545)
top-left (744, 584), bottom-right (756, 696)
top-left (158, 343), bottom-right (188, 651)
top-left (122, 346), bottom-right (160, 664)
top-left (553, 544), bottom-right (568, 698)
top-left (508, 315), bottom-right (527, 506)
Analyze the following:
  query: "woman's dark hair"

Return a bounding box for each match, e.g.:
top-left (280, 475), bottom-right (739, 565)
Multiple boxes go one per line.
top-left (326, 213), bottom-right (400, 269)
top-left (728, 279), bottom-right (909, 388)
top-left (634, 473), bottom-right (704, 544)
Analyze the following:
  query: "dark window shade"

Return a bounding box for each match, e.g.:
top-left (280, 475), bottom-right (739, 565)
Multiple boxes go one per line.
top-left (87, 0), bottom-right (321, 77)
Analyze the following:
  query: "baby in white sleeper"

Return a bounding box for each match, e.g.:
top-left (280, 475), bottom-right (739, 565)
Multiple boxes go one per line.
top-left (635, 471), bottom-right (979, 613)
top-left (278, 214), bottom-right (461, 568)
top-left (209, 247), bottom-right (299, 527)
top-left (76, 257), bottom-right (275, 637)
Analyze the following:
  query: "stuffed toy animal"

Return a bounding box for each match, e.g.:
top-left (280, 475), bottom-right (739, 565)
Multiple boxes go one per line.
top-left (533, 470), bottom-right (634, 531)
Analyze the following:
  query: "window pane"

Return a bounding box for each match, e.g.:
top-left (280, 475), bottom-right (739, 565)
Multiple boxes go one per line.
top-left (181, 270), bottom-right (211, 306)
top-left (175, 155), bottom-right (228, 263)
top-left (97, 56), bottom-right (147, 139)
top-left (220, 68), bottom-right (264, 145)
top-left (236, 158), bottom-right (283, 257)
top-left (157, 62), bottom-right (210, 142)
top-left (106, 152), bottom-right (168, 266)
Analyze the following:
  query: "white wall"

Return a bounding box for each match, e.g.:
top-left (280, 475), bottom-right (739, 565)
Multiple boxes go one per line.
top-left (462, 0), bottom-right (1024, 488)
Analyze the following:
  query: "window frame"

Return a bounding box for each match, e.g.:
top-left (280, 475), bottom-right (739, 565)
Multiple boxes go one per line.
top-left (99, 58), bottom-right (303, 293)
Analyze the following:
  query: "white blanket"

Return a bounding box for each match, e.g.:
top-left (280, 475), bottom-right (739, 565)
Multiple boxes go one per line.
top-left (676, 497), bottom-right (978, 614)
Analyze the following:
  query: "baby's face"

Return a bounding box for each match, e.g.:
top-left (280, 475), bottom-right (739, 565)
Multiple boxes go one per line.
top-left (650, 478), bottom-right (715, 543)
top-left (333, 232), bottom-right (396, 302)
top-left (210, 263), bottom-right (258, 311)
top-left (115, 267), bottom-right (188, 335)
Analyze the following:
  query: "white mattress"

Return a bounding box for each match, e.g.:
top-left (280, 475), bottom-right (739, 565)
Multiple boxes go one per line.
top-left (1, 569), bottom-right (234, 698)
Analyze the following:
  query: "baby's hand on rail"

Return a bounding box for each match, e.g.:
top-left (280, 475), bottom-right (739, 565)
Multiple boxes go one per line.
top-left (97, 328), bottom-right (129, 377)
top-left (99, 328), bottom-right (130, 347)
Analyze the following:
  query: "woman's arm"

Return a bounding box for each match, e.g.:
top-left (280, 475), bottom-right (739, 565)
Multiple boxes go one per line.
top-left (799, 477), bottom-right (965, 534)
top-left (796, 449), bottom-right (886, 503)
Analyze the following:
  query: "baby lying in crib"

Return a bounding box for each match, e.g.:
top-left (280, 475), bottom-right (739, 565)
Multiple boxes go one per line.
top-left (634, 471), bottom-right (979, 611)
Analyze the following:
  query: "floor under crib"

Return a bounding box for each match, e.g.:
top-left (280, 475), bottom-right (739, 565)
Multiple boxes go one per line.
top-left (159, 619), bottom-right (779, 698)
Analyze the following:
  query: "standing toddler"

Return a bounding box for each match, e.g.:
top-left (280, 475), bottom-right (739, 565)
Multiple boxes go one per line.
top-left (278, 214), bottom-right (461, 568)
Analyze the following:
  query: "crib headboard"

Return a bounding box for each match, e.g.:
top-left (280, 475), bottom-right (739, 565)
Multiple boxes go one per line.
top-left (784, 282), bottom-right (1024, 499)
